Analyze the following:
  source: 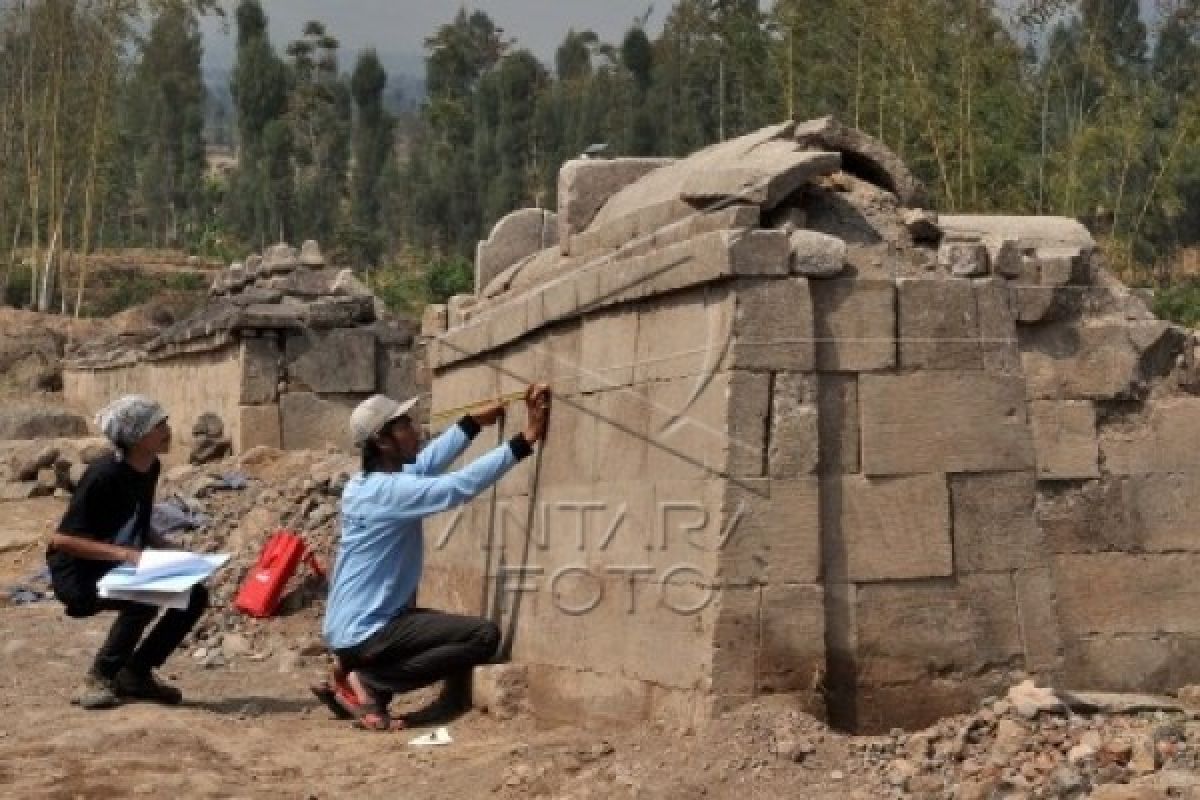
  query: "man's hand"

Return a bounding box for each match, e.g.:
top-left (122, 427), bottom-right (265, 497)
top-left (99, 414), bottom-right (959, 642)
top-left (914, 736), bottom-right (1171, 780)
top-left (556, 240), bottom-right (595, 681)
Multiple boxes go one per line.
top-left (471, 401), bottom-right (506, 428)
top-left (523, 384), bottom-right (551, 444)
top-left (123, 548), bottom-right (143, 567)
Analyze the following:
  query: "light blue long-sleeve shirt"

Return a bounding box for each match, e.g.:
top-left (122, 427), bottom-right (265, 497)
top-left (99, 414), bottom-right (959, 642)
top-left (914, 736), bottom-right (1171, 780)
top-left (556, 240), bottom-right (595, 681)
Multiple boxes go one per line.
top-left (322, 421), bottom-right (519, 650)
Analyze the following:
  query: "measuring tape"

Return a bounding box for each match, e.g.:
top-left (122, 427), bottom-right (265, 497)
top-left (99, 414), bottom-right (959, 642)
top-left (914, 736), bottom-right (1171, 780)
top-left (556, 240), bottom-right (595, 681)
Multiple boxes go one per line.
top-left (428, 390), bottom-right (530, 423)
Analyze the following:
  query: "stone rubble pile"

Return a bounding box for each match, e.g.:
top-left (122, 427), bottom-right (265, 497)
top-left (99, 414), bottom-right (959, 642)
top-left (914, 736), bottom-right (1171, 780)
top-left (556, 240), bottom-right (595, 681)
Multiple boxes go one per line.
top-left (850, 681), bottom-right (1200, 800)
top-left (66, 240), bottom-right (380, 368)
top-left (0, 436), bottom-right (112, 501)
top-left (149, 446), bottom-right (357, 668)
top-left (487, 685), bottom-right (1200, 800)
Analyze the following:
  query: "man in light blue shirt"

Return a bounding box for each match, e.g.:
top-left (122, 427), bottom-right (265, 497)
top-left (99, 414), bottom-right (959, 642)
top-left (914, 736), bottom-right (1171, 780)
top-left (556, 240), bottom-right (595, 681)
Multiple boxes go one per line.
top-left (316, 384), bottom-right (550, 731)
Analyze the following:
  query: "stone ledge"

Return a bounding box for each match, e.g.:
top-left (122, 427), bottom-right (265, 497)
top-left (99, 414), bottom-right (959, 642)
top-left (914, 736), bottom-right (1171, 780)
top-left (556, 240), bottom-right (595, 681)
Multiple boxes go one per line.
top-left (433, 229), bottom-right (792, 369)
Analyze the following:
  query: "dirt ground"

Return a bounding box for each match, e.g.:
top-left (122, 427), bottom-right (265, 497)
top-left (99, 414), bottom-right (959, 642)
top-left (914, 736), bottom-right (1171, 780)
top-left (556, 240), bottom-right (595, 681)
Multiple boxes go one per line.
top-left (0, 502), bottom-right (871, 800)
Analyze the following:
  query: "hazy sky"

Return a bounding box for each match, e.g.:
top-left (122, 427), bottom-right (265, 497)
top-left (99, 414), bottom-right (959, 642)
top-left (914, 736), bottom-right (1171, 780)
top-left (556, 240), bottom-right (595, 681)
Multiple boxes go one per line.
top-left (200, 1), bottom-right (665, 73)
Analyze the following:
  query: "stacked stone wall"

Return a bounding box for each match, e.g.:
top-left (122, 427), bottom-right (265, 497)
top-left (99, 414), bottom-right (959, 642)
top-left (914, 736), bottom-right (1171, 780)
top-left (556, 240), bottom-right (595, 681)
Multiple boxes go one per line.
top-left (426, 118), bottom-right (1200, 733)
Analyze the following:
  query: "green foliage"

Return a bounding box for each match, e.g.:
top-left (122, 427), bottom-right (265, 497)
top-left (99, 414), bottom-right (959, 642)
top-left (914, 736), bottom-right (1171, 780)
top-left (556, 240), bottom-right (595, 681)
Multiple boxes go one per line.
top-left (1153, 282), bottom-right (1200, 328)
top-left (426, 254), bottom-right (474, 302)
top-left (92, 271), bottom-right (157, 316)
top-left (162, 271), bottom-right (207, 291)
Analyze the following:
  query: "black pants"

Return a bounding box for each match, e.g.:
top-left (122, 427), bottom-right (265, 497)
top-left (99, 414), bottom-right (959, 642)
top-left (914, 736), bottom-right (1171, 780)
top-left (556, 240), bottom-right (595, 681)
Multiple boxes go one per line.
top-left (50, 561), bottom-right (209, 679)
top-left (89, 585), bottom-right (209, 678)
top-left (336, 608), bottom-right (500, 696)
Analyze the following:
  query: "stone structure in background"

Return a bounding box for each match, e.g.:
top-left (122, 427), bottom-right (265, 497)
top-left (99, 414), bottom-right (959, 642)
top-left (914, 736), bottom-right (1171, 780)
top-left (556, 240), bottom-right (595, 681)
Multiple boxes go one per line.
top-left (62, 241), bottom-right (424, 461)
top-left (424, 118), bottom-right (1200, 733)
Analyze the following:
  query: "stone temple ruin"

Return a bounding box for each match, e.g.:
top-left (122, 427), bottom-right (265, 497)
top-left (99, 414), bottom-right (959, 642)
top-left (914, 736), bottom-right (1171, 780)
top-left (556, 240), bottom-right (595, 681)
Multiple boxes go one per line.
top-left (422, 117), bottom-right (1200, 733)
top-left (62, 241), bottom-right (422, 460)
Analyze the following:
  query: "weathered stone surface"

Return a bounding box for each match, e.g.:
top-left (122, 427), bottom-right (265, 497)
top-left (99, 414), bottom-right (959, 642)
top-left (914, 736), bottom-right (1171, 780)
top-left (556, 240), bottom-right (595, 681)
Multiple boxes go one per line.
top-left (488, 295), bottom-right (530, 350)
top-left (535, 387), bottom-right (596, 487)
top-left (476, 208), bottom-right (557, 292)
top-left (580, 308), bottom-right (638, 391)
top-left (769, 373), bottom-right (818, 478)
top-left (1015, 567), bottom-right (1064, 673)
top-left (261, 243), bottom-right (299, 274)
top-left (240, 337), bottom-right (279, 405)
top-left (950, 471), bottom-right (1044, 573)
top-left (817, 374), bottom-right (859, 473)
top-left (270, 267), bottom-right (341, 299)
top-left (286, 329), bottom-right (376, 393)
top-left (376, 348), bottom-right (418, 408)
top-left (938, 240), bottom-right (989, 277)
top-left (233, 303), bottom-right (306, 330)
top-left (718, 478), bottom-right (821, 585)
top-left (983, 235), bottom-right (1022, 278)
top-left (558, 157), bottom-right (674, 246)
top-left (860, 372), bottom-right (1034, 476)
top-left (903, 209), bottom-right (940, 243)
top-left (810, 279), bottom-right (896, 372)
top-left (1054, 554), bottom-right (1200, 635)
top-left (1100, 398), bottom-right (1200, 474)
top-left (421, 304), bottom-right (448, 337)
top-left (0, 407), bottom-right (88, 440)
top-left (590, 124), bottom-right (794, 235)
top-left (532, 323), bottom-right (582, 398)
top-left (679, 148), bottom-right (841, 210)
top-left (1041, 473), bottom-right (1200, 555)
top-left (634, 287), bottom-right (732, 383)
top-left (789, 229), bottom-right (847, 277)
top-left (793, 116), bottom-right (928, 206)
top-left (306, 295), bottom-right (376, 328)
top-left (1021, 320), bottom-right (1173, 401)
top-left (647, 371), bottom-right (769, 481)
top-left (191, 411), bottom-right (224, 438)
top-left (897, 278), bottom-right (981, 369)
top-left (731, 277), bottom-right (814, 371)
top-left (1030, 400), bottom-right (1099, 479)
top-left (14, 445), bottom-right (59, 481)
top-left (331, 269), bottom-right (372, 297)
top-left (298, 239), bottom-right (324, 267)
top-left (279, 392), bottom-right (362, 451)
top-left (1037, 246), bottom-right (1086, 287)
top-left (1062, 634), bottom-right (1200, 696)
top-left (189, 435), bottom-right (231, 465)
top-left (472, 663), bottom-right (528, 720)
top-left (823, 474), bottom-right (952, 582)
top-left (853, 573), bottom-right (1023, 685)
top-left (237, 405), bottom-right (281, 451)
top-left (975, 278), bottom-right (1022, 374)
top-left (758, 584), bottom-right (825, 692)
top-left (568, 203), bottom-right (758, 262)
top-left (939, 215), bottom-right (1096, 251)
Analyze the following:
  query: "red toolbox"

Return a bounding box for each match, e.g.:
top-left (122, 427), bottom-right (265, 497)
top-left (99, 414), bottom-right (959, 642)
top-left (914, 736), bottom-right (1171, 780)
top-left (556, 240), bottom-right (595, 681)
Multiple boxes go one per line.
top-left (234, 530), bottom-right (325, 618)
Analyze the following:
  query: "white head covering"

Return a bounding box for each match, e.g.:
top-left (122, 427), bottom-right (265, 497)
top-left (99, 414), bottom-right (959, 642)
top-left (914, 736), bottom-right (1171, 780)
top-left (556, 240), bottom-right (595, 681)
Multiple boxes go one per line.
top-left (96, 395), bottom-right (168, 449)
top-left (350, 395), bottom-right (419, 448)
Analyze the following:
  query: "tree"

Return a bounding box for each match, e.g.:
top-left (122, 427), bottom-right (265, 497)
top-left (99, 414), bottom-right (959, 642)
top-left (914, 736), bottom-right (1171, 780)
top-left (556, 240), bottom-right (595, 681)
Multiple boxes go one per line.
top-left (127, 4), bottom-right (208, 247)
top-left (287, 20), bottom-right (351, 244)
top-left (228, 0), bottom-right (291, 246)
top-left (345, 48), bottom-right (394, 267)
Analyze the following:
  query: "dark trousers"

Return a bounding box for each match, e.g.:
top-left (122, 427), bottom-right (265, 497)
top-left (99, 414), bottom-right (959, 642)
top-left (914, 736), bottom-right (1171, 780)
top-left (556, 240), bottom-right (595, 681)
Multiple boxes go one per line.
top-left (89, 585), bottom-right (209, 679)
top-left (336, 608), bottom-right (500, 696)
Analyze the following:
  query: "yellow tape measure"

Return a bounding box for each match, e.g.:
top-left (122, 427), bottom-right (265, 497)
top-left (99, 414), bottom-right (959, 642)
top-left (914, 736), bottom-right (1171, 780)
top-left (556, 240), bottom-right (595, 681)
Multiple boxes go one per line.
top-left (428, 390), bottom-right (529, 423)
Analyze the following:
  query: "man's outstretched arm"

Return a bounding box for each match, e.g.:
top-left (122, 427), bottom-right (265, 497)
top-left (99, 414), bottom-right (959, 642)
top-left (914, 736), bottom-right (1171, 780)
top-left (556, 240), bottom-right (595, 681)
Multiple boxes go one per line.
top-left (405, 401), bottom-right (507, 476)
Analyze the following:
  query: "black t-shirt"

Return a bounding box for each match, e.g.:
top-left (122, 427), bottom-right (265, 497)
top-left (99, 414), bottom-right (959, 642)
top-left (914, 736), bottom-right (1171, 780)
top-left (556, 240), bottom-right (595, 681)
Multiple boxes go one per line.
top-left (47, 453), bottom-right (160, 594)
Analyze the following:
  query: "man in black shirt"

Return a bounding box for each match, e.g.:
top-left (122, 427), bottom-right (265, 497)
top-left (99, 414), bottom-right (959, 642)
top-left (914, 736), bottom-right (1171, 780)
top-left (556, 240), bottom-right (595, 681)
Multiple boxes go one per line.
top-left (47, 395), bottom-right (208, 709)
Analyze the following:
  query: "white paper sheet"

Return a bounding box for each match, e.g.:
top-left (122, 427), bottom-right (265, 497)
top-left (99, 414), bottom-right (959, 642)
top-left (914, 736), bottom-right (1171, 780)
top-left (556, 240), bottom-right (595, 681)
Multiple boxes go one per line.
top-left (96, 550), bottom-right (230, 610)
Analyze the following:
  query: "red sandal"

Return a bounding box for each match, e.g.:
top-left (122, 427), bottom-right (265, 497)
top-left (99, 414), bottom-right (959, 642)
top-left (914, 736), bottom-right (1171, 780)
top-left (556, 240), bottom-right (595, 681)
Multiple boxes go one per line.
top-left (310, 680), bottom-right (354, 720)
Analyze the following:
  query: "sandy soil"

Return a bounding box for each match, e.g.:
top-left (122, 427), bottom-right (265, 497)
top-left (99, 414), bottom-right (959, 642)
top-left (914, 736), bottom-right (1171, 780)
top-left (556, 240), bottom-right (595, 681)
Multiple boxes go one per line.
top-left (0, 523), bottom-right (867, 800)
